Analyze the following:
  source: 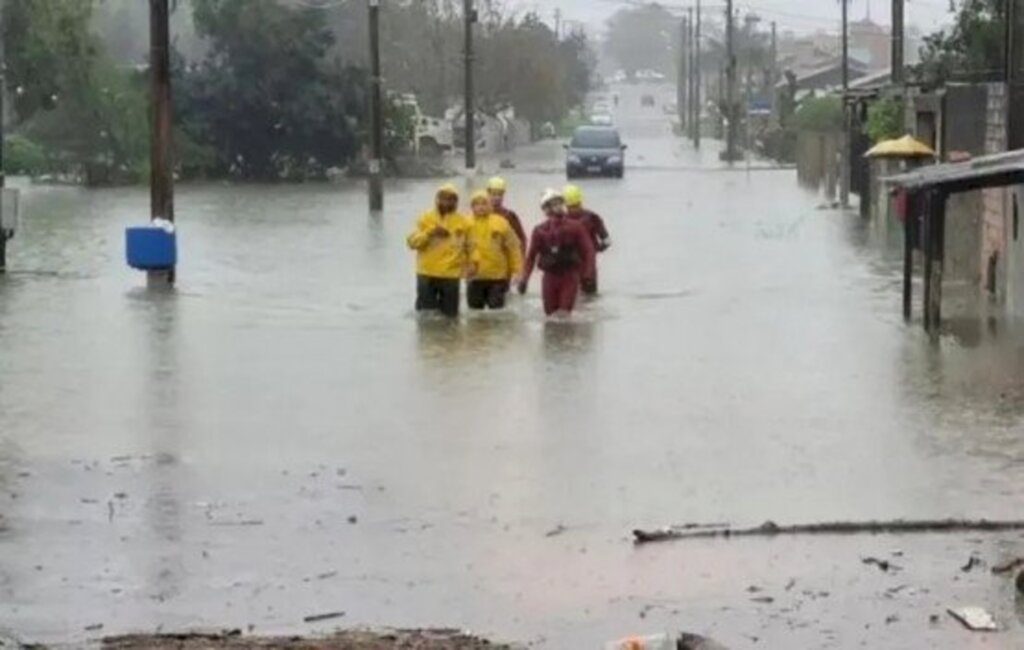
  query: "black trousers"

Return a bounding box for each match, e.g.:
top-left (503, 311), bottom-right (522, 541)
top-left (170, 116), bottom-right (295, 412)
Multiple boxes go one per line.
top-left (466, 279), bottom-right (509, 310)
top-left (416, 275), bottom-right (461, 317)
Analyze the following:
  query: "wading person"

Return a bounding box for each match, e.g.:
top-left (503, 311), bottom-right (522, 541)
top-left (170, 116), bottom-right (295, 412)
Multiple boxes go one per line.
top-left (406, 183), bottom-right (470, 318)
top-left (563, 184), bottom-right (611, 296)
top-left (486, 176), bottom-right (527, 256)
top-left (466, 190), bottom-right (523, 310)
top-left (517, 189), bottom-right (595, 316)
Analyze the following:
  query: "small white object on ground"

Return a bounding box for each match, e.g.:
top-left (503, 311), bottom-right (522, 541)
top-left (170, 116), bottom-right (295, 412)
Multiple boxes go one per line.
top-left (948, 606), bottom-right (998, 631)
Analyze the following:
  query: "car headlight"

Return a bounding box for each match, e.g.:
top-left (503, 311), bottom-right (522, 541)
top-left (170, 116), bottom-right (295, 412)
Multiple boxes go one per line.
top-left (568, 154), bottom-right (581, 164)
top-left (607, 156), bottom-right (622, 165)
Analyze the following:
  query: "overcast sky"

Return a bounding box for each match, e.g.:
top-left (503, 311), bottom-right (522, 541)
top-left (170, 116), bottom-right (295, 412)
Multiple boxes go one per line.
top-left (513, 0), bottom-right (956, 35)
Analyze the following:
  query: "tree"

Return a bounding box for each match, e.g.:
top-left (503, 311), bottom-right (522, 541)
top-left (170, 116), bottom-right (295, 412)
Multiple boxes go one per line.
top-left (178, 0), bottom-right (366, 180)
top-left (864, 97), bottom-right (904, 143)
top-left (3, 0), bottom-right (100, 124)
top-left (604, 3), bottom-right (676, 76)
top-left (917, 0), bottom-right (1005, 83)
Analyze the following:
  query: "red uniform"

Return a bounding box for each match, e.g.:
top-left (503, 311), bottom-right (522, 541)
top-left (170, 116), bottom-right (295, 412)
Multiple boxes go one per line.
top-left (568, 208), bottom-right (610, 294)
top-left (522, 217), bottom-right (595, 315)
top-left (495, 206), bottom-right (527, 255)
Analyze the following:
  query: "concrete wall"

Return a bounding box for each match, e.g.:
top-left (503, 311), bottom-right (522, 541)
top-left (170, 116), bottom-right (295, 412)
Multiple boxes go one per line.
top-left (981, 83), bottom-right (1009, 299)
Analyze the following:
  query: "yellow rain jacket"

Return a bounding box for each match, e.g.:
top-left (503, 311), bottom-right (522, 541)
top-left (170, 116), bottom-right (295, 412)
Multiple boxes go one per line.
top-left (407, 209), bottom-right (471, 279)
top-left (467, 213), bottom-right (523, 281)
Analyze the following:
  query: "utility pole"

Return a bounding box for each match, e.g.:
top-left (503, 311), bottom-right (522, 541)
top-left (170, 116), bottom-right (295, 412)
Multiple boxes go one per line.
top-left (554, 8), bottom-right (561, 39)
top-left (770, 21), bottom-right (778, 113)
top-left (679, 14), bottom-right (690, 133)
top-left (0, 0), bottom-right (6, 274)
top-left (1004, 0), bottom-right (1016, 84)
top-left (694, 0), bottom-right (702, 149)
top-left (840, 0), bottom-right (850, 208)
top-left (368, 0), bottom-right (384, 211)
top-left (463, 0), bottom-right (476, 170)
top-left (892, 0), bottom-right (904, 84)
top-left (724, 0), bottom-right (738, 162)
top-left (149, 0), bottom-right (174, 285)
top-left (688, 8), bottom-right (697, 140)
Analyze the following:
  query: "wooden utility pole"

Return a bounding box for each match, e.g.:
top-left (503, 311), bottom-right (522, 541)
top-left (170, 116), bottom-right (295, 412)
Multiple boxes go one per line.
top-left (694, 0), bottom-right (702, 149)
top-left (679, 15), bottom-right (690, 133)
top-left (1005, 0), bottom-right (1016, 83)
top-left (770, 21), bottom-right (778, 113)
top-left (463, 0), bottom-right (476, 170)
top-left (0, 0), bottom-right (6, 274)
top-left (368, 0), bottom-right (384, 211)
top-left (554, 8), bottom-right (561, 39)
top-left (892, 0), bottom-right (904, 83)
top-left (149, 0), bottom-right (174, 285)
top-left (840, 0), bottom-right (850, 208)
top-left (724, 0), bottom-right (738, 162)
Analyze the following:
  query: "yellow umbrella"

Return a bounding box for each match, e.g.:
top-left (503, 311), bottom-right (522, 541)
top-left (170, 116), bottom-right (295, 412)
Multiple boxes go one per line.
top-left (865, 134), bottom-right (936, 159)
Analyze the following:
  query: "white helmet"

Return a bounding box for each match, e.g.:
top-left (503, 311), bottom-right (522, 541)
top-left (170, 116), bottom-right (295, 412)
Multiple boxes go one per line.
top-left (540, 188), bottom-right (563, 208)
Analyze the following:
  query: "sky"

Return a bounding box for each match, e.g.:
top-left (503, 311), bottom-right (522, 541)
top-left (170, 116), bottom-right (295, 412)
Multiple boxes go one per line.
top-left (516, 0), bottom-right (956, 35)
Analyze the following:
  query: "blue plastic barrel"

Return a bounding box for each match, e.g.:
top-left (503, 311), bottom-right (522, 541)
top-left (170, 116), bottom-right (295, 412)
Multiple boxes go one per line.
top-left (125, 226), bottom-right (177, 270)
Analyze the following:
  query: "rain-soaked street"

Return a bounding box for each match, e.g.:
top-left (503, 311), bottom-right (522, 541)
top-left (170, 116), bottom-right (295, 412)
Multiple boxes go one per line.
top-left (3, 83), bottom-right (1024, 648)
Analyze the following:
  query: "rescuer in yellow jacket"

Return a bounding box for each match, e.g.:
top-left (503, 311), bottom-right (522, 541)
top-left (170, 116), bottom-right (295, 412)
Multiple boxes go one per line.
top-left (407, 183), bottom-right (470, 317)
top-left (465, 190), bottom-right (523, 310)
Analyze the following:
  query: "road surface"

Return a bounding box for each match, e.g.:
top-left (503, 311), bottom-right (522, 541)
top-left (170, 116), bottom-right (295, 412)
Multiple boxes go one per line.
top-left (2, 84), bottom-right (1024, 648)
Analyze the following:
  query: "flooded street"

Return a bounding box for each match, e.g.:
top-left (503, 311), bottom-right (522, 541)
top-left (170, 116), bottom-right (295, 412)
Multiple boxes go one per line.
top-left (3, 85), bottom-right (1024, 648)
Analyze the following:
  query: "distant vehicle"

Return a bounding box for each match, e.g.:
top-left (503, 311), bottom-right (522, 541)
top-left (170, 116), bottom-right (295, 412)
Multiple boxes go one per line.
top-left (611, 70), bottom-right (628, 84)
top-left (641, 94), bottom-right (656, 107)
top-left (589, 113), bottom-right (614, 126)
top-left (591, 101), bottom-right (612, 114)
top-left (565, 126), bottom-right (626, 179)
top-left (636, 69), bottom-right (667, 82)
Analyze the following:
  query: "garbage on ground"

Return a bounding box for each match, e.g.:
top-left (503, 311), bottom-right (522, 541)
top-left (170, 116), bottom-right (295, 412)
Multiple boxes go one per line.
top-left (606, 633), bottom-right (729, 650)
top-left (991, 557), bottom-right (1024, 574)
top-left (960, 555), bottom-right (983, 572)
top-left (862, 557), bottom-right (900, 573)
top-left (605, 633), bottom-right (674, 650)
top-left (947, 607), bottom-right (997, 631)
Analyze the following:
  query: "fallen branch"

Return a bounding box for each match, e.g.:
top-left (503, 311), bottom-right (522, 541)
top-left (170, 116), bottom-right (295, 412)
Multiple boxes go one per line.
top-left (633, 519), bottom-right (1024, 544)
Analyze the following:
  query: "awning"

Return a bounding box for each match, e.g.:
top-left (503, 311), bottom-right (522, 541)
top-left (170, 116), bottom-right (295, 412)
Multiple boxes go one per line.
top-left (865, 134), bottom-right (936, 159)
top-left (886, 148), bottom-right (1024, 194)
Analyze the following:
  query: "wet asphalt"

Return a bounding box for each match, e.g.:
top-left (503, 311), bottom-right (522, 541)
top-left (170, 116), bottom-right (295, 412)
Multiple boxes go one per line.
top-left (2, 83), bottom-right (1024, 648)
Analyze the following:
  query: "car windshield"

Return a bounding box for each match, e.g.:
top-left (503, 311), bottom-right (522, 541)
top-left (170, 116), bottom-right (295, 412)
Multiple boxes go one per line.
top-left (571, 129), bottom-right (620, 149)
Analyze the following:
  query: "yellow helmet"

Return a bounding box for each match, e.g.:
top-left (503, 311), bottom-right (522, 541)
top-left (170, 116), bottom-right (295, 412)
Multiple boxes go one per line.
top-left (470, 189), bottom-right (490, 205)
top-left (487, 176), bottom-right (507, 193)
top-left (437, 182), bottom-right (460, 198)
top-left (563, 184), bottom-right (583, 207)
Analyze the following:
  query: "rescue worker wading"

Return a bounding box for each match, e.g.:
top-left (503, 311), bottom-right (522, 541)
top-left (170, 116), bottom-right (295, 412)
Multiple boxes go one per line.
top-left (487, 176), bottom-right (527, 256)
top-left (563, 184), bottom-right (611, 296)
top-left (466, 190), bottom-right (523, 310)
top-left (517, 189), bottom-right (595, 316)
top-left (406, 183), bottom-right (470, 318)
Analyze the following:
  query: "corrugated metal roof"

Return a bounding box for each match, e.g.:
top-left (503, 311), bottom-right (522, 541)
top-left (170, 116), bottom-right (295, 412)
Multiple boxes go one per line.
top-left (885, 149), bottom-right (1024, 193)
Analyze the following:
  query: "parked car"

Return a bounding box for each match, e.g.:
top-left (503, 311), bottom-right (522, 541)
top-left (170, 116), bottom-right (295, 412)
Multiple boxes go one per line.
top-left (641, 94), bottom-right (656, 107)
top-left (565, 126), bottom-right (626, 179)
top-left (589, 113), bottom-right (614, 126)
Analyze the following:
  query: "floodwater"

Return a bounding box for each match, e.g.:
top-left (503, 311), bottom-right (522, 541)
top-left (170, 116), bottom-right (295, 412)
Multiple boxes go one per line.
top-left (3, 85), bottom-right (1024, 648)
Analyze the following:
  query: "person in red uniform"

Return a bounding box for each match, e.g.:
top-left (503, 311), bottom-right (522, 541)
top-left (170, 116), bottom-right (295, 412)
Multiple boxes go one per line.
top-left (563, 184), bottom-right (610, 296)
top-left (486, 176), bottom-right (527, 256)
top-left (517, 189), bottom-right (595, 316)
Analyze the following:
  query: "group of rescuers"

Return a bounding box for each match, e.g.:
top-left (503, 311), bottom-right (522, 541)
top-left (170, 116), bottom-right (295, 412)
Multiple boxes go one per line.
top-left (407, 177), bottom-right (611, 317)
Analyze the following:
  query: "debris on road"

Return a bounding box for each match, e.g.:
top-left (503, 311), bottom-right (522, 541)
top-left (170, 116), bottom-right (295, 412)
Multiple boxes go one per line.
top-left (103, 629), bottom-right (514, 649)
top-left (302, 612), bottom-right (346, 624)
top-left (861, 557), bottom-right (901, 573)
top-left (544, 524), bottom-right (567, 538)
top-left (677, 633), bottom-right (731, 650)
top-left (947, 607), bottom-right (998, 631)
top-left (632, 518), bottom-right (1024, 544)
top-left (960, 555), bottom-right (983, 572)
top-left (85, 624), bottom-right (105, 632)
top-left (991, 557), bottom-right (1024, 574)
top-left (605, 633), bottom-right (674, 649)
